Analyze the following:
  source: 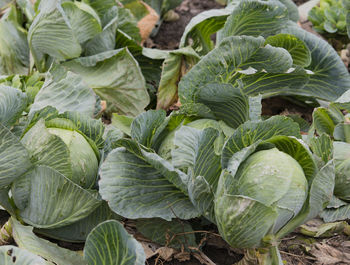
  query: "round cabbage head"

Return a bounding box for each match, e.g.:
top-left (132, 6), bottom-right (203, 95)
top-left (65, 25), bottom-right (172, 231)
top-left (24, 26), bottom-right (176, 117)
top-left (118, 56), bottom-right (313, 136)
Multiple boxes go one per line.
top-left (235, 148), bottom-right (308, 233)
top-left (47, 127), bottom-right (99, 188)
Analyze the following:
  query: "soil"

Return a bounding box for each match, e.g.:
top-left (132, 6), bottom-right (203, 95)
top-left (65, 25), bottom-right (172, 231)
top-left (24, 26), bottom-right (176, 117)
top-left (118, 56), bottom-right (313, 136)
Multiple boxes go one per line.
top-left (149, 0), bottom-right (224, 50)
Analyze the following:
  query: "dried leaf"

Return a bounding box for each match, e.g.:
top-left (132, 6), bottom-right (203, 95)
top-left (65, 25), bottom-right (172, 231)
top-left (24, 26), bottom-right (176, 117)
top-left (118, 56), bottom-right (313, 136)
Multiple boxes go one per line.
top-left (311, 243), bottom-right (350, 264)
top-left (138, 2), bottom-right (159, 43)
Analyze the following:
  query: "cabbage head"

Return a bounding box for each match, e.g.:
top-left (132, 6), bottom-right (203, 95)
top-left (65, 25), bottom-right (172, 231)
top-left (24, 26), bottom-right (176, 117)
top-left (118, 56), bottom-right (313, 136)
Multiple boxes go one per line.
top-left (22, 118), bottom-right (99, 189)
top-left (234, 148), bottom-right (308, 234)
top-left (0, 108), bottom-right (105, 231)
top-left (46, 127), bottom-right (98, 188)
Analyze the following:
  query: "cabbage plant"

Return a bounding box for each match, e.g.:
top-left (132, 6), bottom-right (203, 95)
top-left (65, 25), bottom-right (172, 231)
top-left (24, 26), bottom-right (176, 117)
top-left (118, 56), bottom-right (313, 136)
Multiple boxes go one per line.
top-left (172, 0), bottom-right (350, 114)
top-left (213, 118), bottom-right (335, 264)
top-left (308, 0), bottom-right (347, 36)
top-left (309, 93), bottom-right (350, 222)
top-left (0, 107), bottom-right (109, 234)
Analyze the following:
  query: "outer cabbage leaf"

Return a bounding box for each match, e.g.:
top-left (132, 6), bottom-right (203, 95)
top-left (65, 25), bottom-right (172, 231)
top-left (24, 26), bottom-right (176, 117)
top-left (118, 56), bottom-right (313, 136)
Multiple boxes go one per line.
top-left (28, 0), bottom-right (82, 71)
top-left (21, 119), bottom-right (72, 179)
top-left (218, 0), bottom-right (289, 41)
top-left (11, 165), bottom-right (101, 228)
top-left (178, 35), bottom-right (309, 105)
top-left (184, 82), bottom-right (258, 129)
top-left (99, 140), bottom-right (200, 220)
top-left (30, 71), bottom-right (97, 117)
top-left (131, 109), bottom-right (168, 149)
top-left (0, 246), bottom-right (48, 265)
top-left (11, 218), bottom-right (86, 265)
top-left (36, 202), bottom-right (121, 242)
top-left (222, 116), bottom-right (301, 168)
top-left (0, 123), bottom-right (32, 186)
top-left (84, 6), bottom-right (119, 55)
top-left (0, 19), bottom-right (29, 75)
top-left (0, 85), bottom-right (27, 127)
top-left (180, 9), bottom-right (231, 55)
top-left (60, 111), bottom-right (105, 149)
top-left (84, 220), bottom-right (146, 265)
top-left (61, 1), bottom-right (102, 44)
top-left (172, 127), bottom-right (222, 221)
top-left (62, 49), bottom-right (149, 116)
top-left (281, 24), bottom-right (350, 101)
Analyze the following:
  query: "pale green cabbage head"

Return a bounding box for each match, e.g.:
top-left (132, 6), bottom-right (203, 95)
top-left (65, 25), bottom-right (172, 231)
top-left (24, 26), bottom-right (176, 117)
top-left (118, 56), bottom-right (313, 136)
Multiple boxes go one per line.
top-left (235, 148), bottom-right (308, 233)
top-left (47, 128), bottom-right (99, 188)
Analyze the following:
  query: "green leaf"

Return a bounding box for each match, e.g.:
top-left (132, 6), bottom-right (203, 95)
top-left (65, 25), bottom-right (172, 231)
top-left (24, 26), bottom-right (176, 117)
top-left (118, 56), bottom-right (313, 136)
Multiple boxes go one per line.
top-left (21, 119), bottom-right (72, 178)
top-left (215, 194), bottom-right (277, 248)
top-left (190, 82), bottom-right (254, 129)
top-left (0, 187), bottom-right (16, 216)
top-left (99, 140), bottom-right (200, 220)
top-left (30, 71), bottom-right (97, 117)
top-left (265, 34), bottom-right (311, 67)
top-left (35, 202), bottom-right (121, 242)
top-left (281, 24), bottom-right (350, 101)
top-left (103, 125), bottom-right (125, 155)
top-left (12, 165), bottom-right (101, 228)
top-left (83, 6), bottom-right (119, 55)
top-left (218, 0), bottom-right (289, 41)
top-left (131, 109), bottom-right (167, 149)
top-left (278, 0), bottom-right (299, 21)
top-left (266, 136), bottom-right (317, 181)
top-left (173, 127), bottom-right (221, 187)
top-left (180, 9), bottom-right (231, 55)
top-left (119, 0), bottom-right (149, 20)
top-left (222, 116), bottom-right (301, 168)
top-left (117, 7), bottom-right (141, 43)
top-left (309, 134), bottom-right (333, 163)
top-left (178, 35), bottom-right (309, 105)
top-left (277, 160), bottom-right (335, 238)
top-left (0, 246), bottom-right (48, 265)
top-left (61, 1), bottom-right (102, 44)
top-left (59, 111), bottom-right (105, 149)
top-left (83, 0), bottom-right (118, 18)
top-left (28, 0), bottom-right (82, 71)
top-left (62, 49), bottom-right (149, 116)
top-left (136, 218), bottom-right (197, 250)
top-left (111, 113), bottom-right (134, 136)
top-left (0, 123), bottom-right (32, 186)
top-left (0, 85), bottom-right (27, 127)
top-left (114, 30), bottom-right (164, 94)
top-left (333, 142), bottom-right (350, 200)
top-left (143, 0), bottom-right (182, 16)
top-left (157, 47), bottom-right (199, 110)
top-left (172, 127), bottom-right (222, 221)
top-left (11, 218), bottom-right (87, 265)
top-left (334, 123), bottom-right (350, 142)
top-left (312, 107), bottom-right (338, 136)
top-left (0, 19), bottom-right (29, 75)
top-left (84, 220), bottom-right (146, 265)
top-left (321, 203), bottom-right (350, 222)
